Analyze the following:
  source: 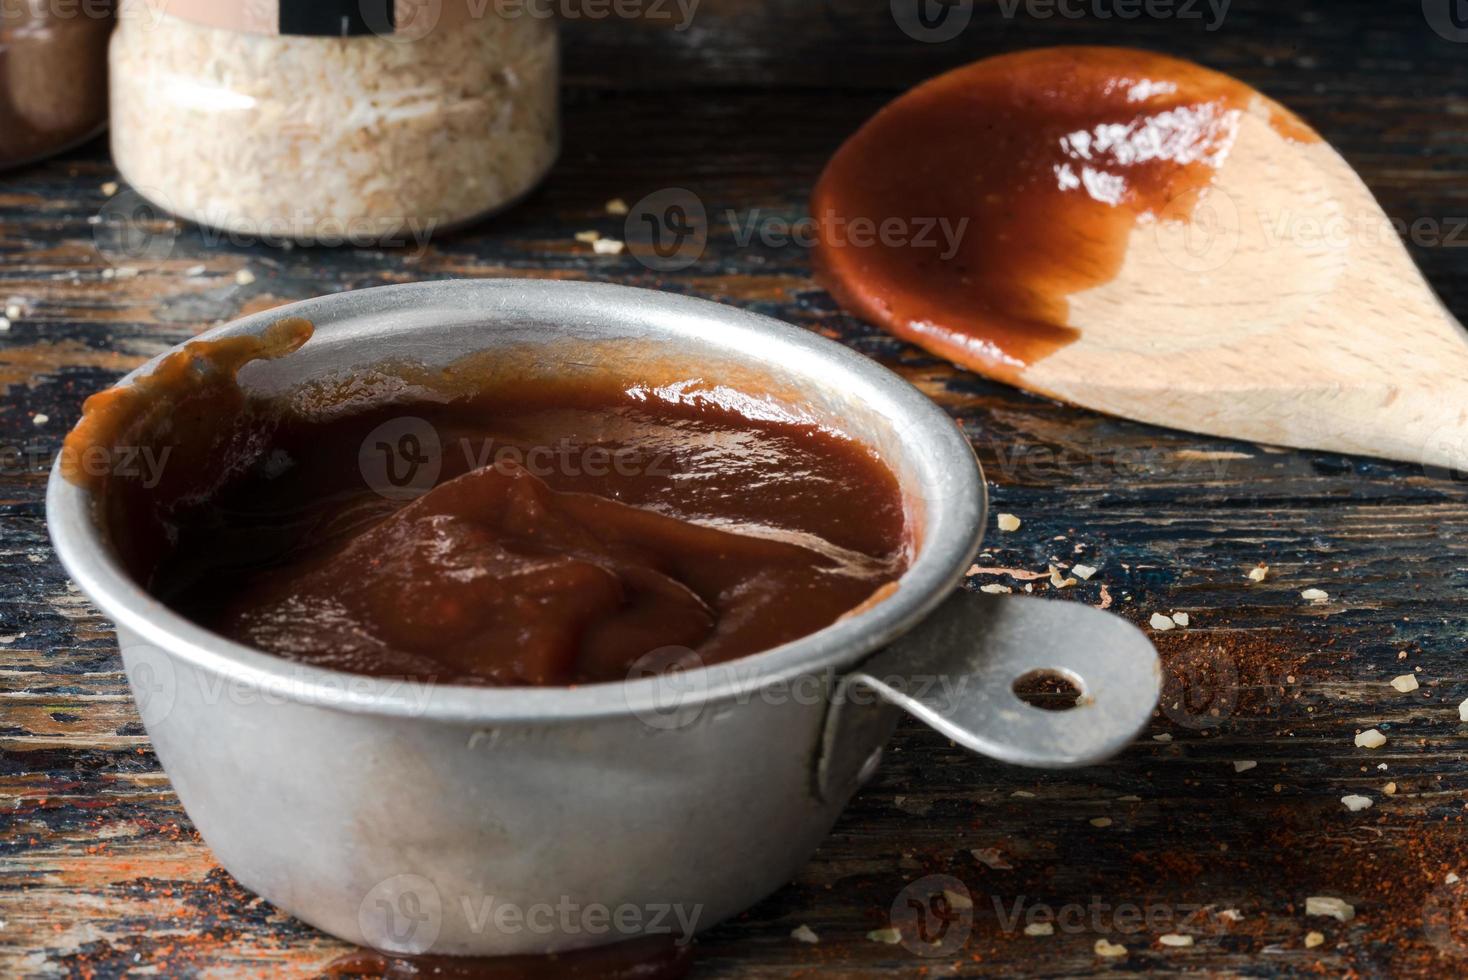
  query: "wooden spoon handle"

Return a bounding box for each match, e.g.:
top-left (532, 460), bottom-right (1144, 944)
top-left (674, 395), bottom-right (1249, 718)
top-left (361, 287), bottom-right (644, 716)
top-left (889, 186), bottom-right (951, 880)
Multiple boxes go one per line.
top-left (1306, 310), bottom-right (1468, 471)
top-left (1365, 372), bottom-right (1468, 475)
top-left (1025, 305), bottom-right (1468, 471)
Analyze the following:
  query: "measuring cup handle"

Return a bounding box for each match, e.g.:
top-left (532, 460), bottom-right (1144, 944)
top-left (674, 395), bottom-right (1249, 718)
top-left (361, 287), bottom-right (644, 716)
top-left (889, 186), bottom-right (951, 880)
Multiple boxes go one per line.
top-left (845, 590), bottom-right (1161, 770)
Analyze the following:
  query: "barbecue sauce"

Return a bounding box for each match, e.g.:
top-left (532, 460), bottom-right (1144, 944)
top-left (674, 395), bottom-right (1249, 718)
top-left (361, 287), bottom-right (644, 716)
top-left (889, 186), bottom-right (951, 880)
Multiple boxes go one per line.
top-left (62, 321), bottom-right (909, 687)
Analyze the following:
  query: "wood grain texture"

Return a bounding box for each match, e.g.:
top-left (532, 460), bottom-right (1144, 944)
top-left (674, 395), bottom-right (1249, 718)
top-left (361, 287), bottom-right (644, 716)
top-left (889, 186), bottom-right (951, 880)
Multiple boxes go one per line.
top-left (3, 0), bottom-right (1468, 976)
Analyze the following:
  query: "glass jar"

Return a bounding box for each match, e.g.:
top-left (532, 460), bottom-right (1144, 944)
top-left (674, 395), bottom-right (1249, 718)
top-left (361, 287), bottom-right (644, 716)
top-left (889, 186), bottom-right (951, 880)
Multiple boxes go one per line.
top-left (109, 0), bottom-right (559, 244)
top-left (0, 0), bottom-right (114, 171)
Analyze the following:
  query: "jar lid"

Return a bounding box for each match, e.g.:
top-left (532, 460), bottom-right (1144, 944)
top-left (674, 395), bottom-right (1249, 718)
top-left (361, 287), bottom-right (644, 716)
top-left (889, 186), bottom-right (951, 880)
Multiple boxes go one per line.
top-left (122, 0), bottom-right (489, 37)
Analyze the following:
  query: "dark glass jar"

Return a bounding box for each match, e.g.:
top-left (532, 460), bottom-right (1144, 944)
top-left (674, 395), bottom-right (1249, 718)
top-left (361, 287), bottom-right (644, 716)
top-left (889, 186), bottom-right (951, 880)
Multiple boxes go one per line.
top-left (0, 0), bottom-right (114, 170)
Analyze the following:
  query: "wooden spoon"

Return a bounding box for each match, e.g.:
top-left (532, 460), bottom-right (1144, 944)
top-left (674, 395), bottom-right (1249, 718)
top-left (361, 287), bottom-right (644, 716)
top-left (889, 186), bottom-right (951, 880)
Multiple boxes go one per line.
top-left (813, 47), bottom-right (1468, 471)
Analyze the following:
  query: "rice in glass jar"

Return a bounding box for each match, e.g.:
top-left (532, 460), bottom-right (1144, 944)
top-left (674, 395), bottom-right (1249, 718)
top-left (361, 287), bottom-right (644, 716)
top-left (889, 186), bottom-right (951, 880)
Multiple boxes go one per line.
top-left (109, 0), bottom-right (559, 244)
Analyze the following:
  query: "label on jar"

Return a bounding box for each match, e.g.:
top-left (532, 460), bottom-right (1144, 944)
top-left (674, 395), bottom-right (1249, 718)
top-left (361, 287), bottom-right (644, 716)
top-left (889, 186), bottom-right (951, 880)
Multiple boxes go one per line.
top-left (123, 0), bottom-right (490, 37)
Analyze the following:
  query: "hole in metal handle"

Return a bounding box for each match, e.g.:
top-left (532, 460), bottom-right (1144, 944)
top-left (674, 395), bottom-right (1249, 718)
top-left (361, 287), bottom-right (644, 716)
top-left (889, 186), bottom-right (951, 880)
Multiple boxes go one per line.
top-left (817, 591), bottom-right (1162, 796)
top-left (1011, 667), bottom-right (1086, 712)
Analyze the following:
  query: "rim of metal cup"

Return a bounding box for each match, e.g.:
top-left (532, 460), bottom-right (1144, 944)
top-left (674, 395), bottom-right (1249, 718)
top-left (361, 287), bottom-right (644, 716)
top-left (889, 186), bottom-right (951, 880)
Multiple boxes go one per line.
top-left (45, 279), bottom-right (986, 723)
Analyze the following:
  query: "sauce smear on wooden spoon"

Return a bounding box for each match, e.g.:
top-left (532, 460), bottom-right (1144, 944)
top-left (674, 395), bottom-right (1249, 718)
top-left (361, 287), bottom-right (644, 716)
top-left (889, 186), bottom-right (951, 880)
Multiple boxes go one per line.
top-left (812, 46), bottom-right (1317, 384)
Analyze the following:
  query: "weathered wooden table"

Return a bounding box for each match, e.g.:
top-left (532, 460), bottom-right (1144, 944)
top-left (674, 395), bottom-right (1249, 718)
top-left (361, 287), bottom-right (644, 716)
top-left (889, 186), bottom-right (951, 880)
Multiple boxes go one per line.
top-left (3, 1), bottom-right (1467, 975)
